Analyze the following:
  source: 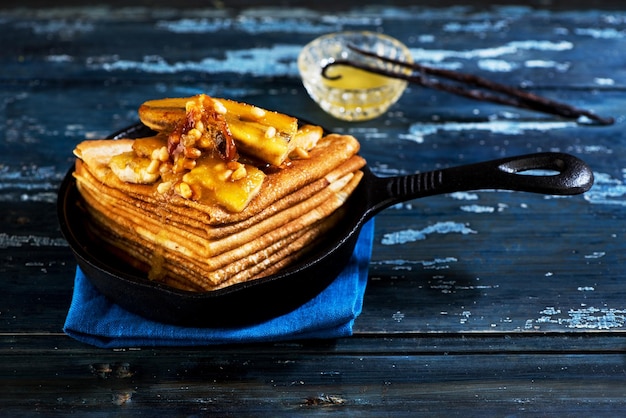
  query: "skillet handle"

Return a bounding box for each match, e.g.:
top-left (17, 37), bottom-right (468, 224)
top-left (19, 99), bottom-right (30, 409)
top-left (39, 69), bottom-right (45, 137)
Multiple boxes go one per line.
top-left (376, 152), bottom-right (593, 207)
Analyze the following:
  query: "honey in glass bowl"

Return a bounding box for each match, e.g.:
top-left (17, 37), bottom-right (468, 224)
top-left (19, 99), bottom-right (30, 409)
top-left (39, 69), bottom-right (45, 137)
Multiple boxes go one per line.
top-left (298, 31), bottom-right (413, 121)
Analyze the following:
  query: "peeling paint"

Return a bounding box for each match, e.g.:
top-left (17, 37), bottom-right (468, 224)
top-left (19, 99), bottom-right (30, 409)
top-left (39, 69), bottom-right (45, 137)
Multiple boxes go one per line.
top-left (156, 17), bottom-right (338, 34)
top-left (460, 204), bottom-right (495, 213)
top-left (156, 18), bottom-right (231, 33)
top-left (478, 59), bottom-right (518, 72)
top-left (580, 144), bottom-right (613, 154)
top-left (531, 306), bottom-right (626, 330)
top-left (406, 119), bottom-right (577, 142)
top-left (449, 192), bottom-right (480, 201)
top-left (594, 77), bottom-right (615, 86)
top-left (410, 40), bottom-right (573, 64)
top-left (0, 233), bottom-right (68, 249)
top-left (0, 165), bottom-right (61, 203)
top-left (372, 257), bottom-right (458, 271)
top-left (567, 307), bottom-right (625, 329)
top-left (524, 59), bottom-right (570, 72)
top-left (430, 278), bottom-right (500, 293)
top-left (443, 20), bottom-right (509, 33)
top-left (575, 27), bottom-right (626, 39)
top-left (460, 310), bottom-right (472, 324)
top-left (392, 311), bottom-right (405, 322)
top-left (90, 45), bottom-right (301, 76)
top-left (381, 221), bottom-right (477, 245)
top-left (584, 171), bottom-right (626, 206)
top-left (584, 252), bottom-right (606, 259)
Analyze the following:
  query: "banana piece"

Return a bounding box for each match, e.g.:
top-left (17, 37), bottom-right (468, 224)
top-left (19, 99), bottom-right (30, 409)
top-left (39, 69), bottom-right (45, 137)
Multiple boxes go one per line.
top-left (138, 96), bottom-right (299, 166)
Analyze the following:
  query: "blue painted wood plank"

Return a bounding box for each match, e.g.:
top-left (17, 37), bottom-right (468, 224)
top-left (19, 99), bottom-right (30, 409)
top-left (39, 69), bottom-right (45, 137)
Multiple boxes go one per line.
top-left (0, 4), bottom-right (624, 336)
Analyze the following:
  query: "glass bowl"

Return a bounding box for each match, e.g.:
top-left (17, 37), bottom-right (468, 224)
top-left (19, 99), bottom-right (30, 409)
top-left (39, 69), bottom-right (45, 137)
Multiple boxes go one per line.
top-left (298, 31), bottom-right (413, 121)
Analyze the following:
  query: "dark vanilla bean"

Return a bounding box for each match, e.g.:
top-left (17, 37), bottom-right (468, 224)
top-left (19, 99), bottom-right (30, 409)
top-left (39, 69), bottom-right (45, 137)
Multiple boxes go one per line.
top-left (320, 45), bottom-right (613, 125)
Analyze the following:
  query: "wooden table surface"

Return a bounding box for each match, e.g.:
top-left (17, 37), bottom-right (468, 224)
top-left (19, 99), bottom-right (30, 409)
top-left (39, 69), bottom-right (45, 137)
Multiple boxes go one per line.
top-left (2, 1), bottom-right (626, 415)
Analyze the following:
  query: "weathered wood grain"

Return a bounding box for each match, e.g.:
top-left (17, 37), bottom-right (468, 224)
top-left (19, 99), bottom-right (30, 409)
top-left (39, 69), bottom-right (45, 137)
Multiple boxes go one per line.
top-left (1, 2), bottom-right (626, 414)
top-left (1, 335), bottom-right (626, 415)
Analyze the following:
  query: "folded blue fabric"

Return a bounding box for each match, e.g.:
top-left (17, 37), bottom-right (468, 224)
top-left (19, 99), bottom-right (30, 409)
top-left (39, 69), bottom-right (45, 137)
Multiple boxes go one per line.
top-left (63, 220), bottom-right (374, 348)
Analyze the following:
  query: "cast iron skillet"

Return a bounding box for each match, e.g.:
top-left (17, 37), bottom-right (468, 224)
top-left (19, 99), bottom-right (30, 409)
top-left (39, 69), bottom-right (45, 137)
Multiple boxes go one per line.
top-left (58, 123), bottom-right (594, 327)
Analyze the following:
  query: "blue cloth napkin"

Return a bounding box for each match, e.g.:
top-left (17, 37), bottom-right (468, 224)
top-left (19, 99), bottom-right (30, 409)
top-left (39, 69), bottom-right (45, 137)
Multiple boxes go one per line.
top-left (63, 220), bottom-right (374, 348)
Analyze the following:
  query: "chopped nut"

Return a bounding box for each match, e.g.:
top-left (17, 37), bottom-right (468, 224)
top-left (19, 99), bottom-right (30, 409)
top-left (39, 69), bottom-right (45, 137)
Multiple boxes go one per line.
top-left (197, 135), bottom-right (213, 149)
top-left (175, 181), bottom-right (193, 199)
top-left (251, 106), bottom-right (266, 119)
top-left (157, 146), bottom-right (169, 162)
top-left (159, 162), bottom-right (172, 173)
top-left (265, 126), bottom-right (277, 138)
top-left (157, 181), bottom-right (172, 194)
top-left (231, 164), bottom-right (247, 181)
top-left (184, 147), bottom-right (202, 159)
top-left (147, 159), bottom-right (160, 174)
top-left (182, 135), bottom-right (196, 148)
top-left (213, 100), bottom-right (227, 115)
top-left (187, 128), bottom-right (201, 141)
top-left (172, 159), bottom-right (187, 174)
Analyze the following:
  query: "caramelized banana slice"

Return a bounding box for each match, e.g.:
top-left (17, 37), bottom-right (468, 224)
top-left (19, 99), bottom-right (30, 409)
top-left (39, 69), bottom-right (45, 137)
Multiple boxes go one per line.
top-left (139, 96), bottom-right (298, 166)
top-left (110, 152), bottom-right (161, 184)
top-left (180, 157), bottom-right (266, 213)
top-left (289, 124), bottom-right (323, 159)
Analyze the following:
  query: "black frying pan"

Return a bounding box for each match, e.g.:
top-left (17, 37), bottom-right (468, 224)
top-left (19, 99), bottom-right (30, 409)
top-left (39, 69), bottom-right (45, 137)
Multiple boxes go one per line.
top-left (58, 123), bottom-right (593, 327)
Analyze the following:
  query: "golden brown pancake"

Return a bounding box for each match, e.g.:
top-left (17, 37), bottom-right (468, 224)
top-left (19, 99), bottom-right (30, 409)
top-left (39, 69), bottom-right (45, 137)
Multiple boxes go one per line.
top-left (77, 165), bottom-right (361, 290)
top-left (74, 133), bottom-right (362, 225)
top-left (77, 162), bottom-right (361, 260)
top-left (72, 97), bottom-right (365, 291)
top-left (74, 153), bottom-right (364, 240)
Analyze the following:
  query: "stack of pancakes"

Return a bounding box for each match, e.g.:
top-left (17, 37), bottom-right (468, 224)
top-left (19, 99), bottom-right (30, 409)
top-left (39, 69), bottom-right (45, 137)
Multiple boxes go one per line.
top-left (72, 97), bottom-right (365, 292)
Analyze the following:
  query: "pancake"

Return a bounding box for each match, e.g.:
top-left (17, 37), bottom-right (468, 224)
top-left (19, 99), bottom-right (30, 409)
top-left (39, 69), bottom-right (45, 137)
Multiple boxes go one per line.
top-left (76, 159), bottom-right (362, 255)
top-left (78, 168), bottom-right (361, 290)
top-left (72, 94), bottom-right (365, 291)
top-left (74, 133), bottom-right (362, 225)
top-left (77, 162), bottom-right (362, 264)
